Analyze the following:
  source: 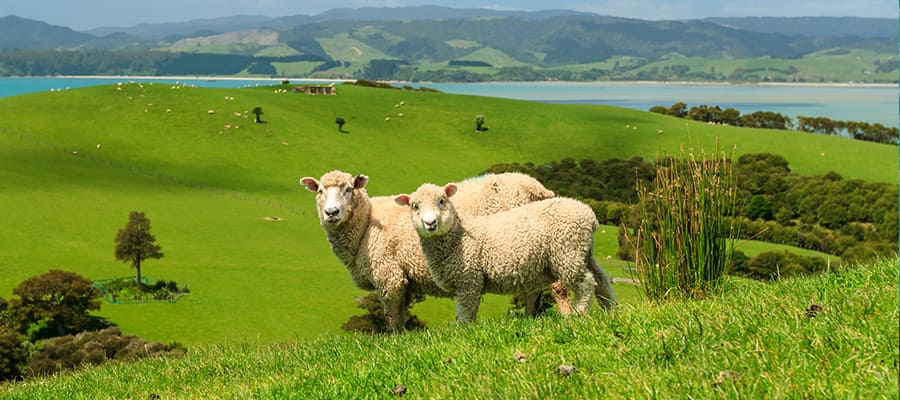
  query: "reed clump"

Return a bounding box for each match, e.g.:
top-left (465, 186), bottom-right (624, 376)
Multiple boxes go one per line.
top-left (628, 143), bottom-right (737, 300)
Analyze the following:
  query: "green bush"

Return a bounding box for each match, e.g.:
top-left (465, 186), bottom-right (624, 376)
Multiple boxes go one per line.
top-left (735, 251), bottom-right (829, 280)
top-left (0, 328), bottom-right (26, 381)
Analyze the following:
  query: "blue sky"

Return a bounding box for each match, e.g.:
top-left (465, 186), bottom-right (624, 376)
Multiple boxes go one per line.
top-left (3, 0), bottom-right (897, 30)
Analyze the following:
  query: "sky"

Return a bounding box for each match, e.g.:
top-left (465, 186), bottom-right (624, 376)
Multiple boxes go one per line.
top-left (2, 0), bottom-right (897, 30)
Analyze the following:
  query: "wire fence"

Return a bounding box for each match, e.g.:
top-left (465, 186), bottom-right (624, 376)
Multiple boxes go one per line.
top-left (2, 127), bottom-right (312, 217)
top-left (92, 276), bottom-right (191, 305)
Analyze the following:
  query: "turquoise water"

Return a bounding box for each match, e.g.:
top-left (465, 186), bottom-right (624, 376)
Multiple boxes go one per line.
top-left (425, 82), bottom-right (899, 127)
top-left (1, 78), bottom-right (897, 126)
top-left (0, 77), bottom-right (295, 96)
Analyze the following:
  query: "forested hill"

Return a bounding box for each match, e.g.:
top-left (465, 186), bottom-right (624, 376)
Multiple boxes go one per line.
top-left (0, 9), bottom-right (896, 82)
top-left (705, 17), bottom-right (897, 39)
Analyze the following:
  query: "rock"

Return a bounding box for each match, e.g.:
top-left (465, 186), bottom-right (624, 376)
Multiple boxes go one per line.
top-left (556, 365), bottom-right (578, 376)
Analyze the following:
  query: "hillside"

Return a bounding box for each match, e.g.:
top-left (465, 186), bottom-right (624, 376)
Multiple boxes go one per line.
top-left (705, 17), bottom-right (898, 39)
top-left (1, 257), bottom-right (895, 398)
top-left (0, 10), bottom-right (896, 82)
top-left (0, 83), bottom-right (896, 345)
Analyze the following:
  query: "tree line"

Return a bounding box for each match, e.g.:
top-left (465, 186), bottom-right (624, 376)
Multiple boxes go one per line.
top-left (0, 49), bottom-right (326, 77)
top-left (650, 102), bottom-right (898, 145)
top-left (484, 154), bottom-right (898, 279)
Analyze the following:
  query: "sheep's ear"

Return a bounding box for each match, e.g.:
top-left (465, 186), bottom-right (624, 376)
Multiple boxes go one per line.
top-left (353, 174), bottom-right (369, 189)
top-left (300, 177), bottom-right (319, 192)
top-left (444, 184), bottom-right (458, 198)
top-left (395, 194), bottom-right (411, 206)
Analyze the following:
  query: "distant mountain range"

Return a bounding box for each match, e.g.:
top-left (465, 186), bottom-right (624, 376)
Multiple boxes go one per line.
top-left (0, 7), bottom-right (896, 83)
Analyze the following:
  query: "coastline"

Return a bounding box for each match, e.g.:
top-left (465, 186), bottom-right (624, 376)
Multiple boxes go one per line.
top-left (46, 75), bottom-right (898, 89)
top-left (52, 75), bottom-right (354, 83)
top-left (421, 80), bottom-right (898, 89)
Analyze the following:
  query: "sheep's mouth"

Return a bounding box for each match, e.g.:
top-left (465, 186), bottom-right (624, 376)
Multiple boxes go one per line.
top-left (323, 216), bottom-right (342, 225)
top-left (423, 221), bottom-right (438, 231)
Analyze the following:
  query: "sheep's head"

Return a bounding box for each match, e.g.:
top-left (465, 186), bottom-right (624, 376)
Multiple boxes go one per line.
top-left (395, 183), bottom-right (458, 238)
top-left (300, 170), bottom-right (368, 229)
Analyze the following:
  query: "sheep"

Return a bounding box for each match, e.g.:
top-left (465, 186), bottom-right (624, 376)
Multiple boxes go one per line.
top-left (395, 183), bottom-right (617, 324)
top-left (299, 170), bottom-right (567, 332)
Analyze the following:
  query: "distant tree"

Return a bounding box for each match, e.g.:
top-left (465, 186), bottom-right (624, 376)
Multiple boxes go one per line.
top-left (10, 270), bottom-right (101, 336)
top-left (115, 211), bottom-right (163, 287)
top-left (251, 107), bottom-right (264, 123)
top-left (335, 117), bottom-right (346, 132)
top-left (668, 102), bottom-right (688, 118)
top-left (649, 105), bottom-right (669, 115)
top-left (475, 114), bottom-right (486, 132)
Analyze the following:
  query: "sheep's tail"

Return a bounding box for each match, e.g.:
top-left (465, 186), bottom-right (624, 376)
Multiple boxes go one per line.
top-left (589, 256), bottom-right (617, 309)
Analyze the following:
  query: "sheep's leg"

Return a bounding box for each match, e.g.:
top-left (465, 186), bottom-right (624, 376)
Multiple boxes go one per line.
top-left (550, 280), bottom-right (573, 315)
top-left (382, 296), bottom-right (405, 333)
top-left (523, 291), bottom-right (542, 317)
top-left (523, 281), bottom-right (570, 316)
top-left (590, 257), bottom-right (617, 309)
top-left (570, 270), bottom-right (597, 314)
top-left (455, 280), bottom-right (483, 324)
top-left (381, 286), bottom-right (411, 333)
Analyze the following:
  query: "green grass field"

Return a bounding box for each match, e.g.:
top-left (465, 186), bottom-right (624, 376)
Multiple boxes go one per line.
top-left (0, 83), bottom-right (895, 346)
top-left (2, 258), bottom-right (895, 398)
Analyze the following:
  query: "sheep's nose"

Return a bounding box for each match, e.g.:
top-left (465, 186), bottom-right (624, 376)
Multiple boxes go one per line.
top-left (423, 217), bottom-right (437, 230)
top-left (324, 207), bottom-right (340, 217)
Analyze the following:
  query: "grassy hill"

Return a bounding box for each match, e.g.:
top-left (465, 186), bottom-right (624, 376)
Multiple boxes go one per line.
top-left (1, 258), bottom-right (895, 398)
top-left (0, 83), bottom-right (895, 346)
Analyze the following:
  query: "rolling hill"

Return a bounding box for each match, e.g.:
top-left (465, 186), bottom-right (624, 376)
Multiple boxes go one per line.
top-left (0, 83), bottom-right (895, 346)
top-left (0, 9), bottom-right (896, 82)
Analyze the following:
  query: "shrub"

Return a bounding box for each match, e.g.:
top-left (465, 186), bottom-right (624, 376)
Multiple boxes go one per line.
top-left (736, 251), bottom-right (830, 281)
top-left (25, 326), bottom-right (184, 377)
top-left (0, 328), bottom-right (26, 381)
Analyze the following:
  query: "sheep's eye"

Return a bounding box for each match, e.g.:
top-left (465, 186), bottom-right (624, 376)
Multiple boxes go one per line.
top-left (438, 198), bottom-right (445, 209)
top-left (316, 189), bottom-right (323, 195)
top-left (343, 188), bottom-right (352, 197)
top-left (412, 203), bottom-right (419, 211)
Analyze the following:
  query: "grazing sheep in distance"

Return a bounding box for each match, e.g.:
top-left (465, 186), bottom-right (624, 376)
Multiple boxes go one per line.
top-left (395, 183), bottom-right (617, 324)
top-left (299, 170), bottom-right (568, 332)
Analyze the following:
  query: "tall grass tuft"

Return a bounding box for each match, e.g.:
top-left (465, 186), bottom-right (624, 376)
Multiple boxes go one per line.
top-left (628, 141), bottom-right (737, 300)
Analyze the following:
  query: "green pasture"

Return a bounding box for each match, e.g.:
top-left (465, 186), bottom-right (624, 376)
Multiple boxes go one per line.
top-left (0, 83), bottom-right (894, 345)
top-left (455, 47), bottom-right (529, 67)
top-left (3, 258), bottom-right (895, 398)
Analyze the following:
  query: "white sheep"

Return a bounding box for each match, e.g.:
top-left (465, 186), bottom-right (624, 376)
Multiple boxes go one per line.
top-left (299, 170), bottom-right (567, 332)
top-left (395, 183), bottom-right (617, 324)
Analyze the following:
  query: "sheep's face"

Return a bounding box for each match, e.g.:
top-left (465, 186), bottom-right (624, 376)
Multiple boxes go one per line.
top-left (300, 171), bottom-right (368, 229)
top-left (396, 183), bottom-right (458, 238)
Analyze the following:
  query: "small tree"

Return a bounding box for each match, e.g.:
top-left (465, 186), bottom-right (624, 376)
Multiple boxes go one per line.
top-left (251, 107), bottom-right (264, 123)
top-left (475, 114), bottom-right (486, 132)
top-left (115, 211), bottom-right (163, 287)
top-left (335, 116), bottom-right (346, 132)
top-left (10, 270), bottom-right (101, 336)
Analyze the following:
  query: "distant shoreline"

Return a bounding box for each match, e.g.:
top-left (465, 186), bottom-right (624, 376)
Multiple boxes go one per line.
top-left (40, 75), bottom-right (898, 89)
top-left (51, 75), bottom-right (354, 83)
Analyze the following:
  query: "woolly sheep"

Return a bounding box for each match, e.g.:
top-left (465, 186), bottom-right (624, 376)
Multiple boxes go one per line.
top-left (299, 170), bottom-right (567, 332)
top-left (395, 183), bottom-right (617, 324)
